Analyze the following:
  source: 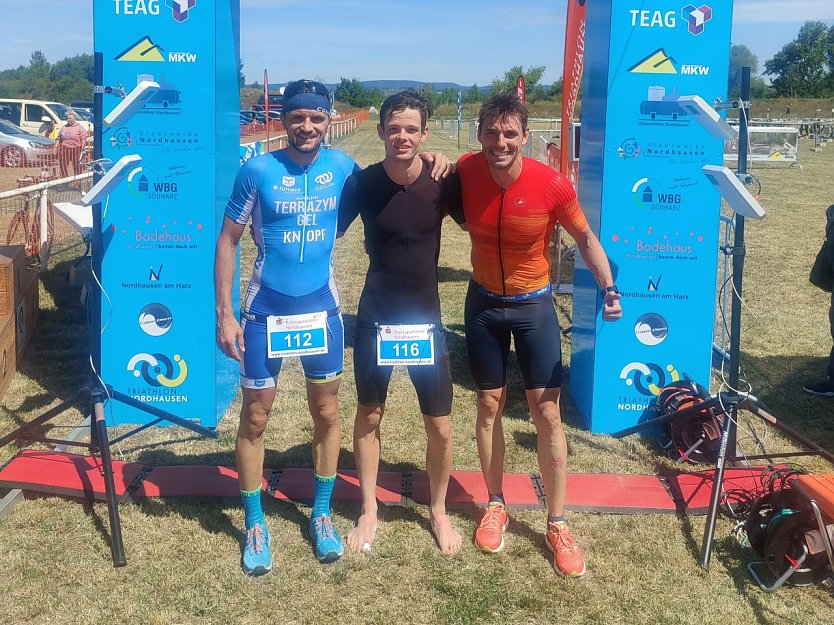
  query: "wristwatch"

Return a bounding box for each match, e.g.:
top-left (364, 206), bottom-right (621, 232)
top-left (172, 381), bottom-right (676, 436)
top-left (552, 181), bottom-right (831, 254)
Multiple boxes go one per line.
top-left (601, 285), bottom-right (620, 299)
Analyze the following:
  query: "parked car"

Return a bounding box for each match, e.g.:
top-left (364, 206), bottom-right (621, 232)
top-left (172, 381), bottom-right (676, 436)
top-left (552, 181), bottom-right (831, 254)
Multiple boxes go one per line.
top-left (239, 110), bottom-right (257, 125)
top-left (0, 98), bottom-right (94, 135)
top-left (252, 92), bottom-right (284, 112)
top-left (252, 110), bottom-right (282, 124)
top-left (72, 107), bottom-right (95, 124)
top-left (69, 100), bottom-right (93, 113)
top-left (0, 119), bottom-right (54, 168)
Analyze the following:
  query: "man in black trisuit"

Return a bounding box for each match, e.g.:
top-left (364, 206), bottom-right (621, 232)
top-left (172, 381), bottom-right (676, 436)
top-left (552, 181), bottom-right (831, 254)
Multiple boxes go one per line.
top-left (337, 90), bottom-right (464, 555)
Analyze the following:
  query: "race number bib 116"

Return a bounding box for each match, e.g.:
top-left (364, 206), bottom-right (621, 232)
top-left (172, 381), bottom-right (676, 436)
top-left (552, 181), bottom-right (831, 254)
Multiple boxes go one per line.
top-left (267, 311), bottom-right (328, 358)
top-left (376, 324), bottom-right (434, 366)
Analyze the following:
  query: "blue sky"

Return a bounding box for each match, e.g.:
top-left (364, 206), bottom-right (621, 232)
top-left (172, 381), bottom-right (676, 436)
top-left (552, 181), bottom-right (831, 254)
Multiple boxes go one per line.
top-left (1, 1), bottom-right (832, 86)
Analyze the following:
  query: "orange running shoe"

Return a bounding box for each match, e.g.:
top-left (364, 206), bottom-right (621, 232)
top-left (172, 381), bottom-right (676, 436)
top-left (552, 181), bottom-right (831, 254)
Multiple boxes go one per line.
top-left (545, 521), bottom-right (586, 577)
top-left (474, 503), bottom-right (509, 552)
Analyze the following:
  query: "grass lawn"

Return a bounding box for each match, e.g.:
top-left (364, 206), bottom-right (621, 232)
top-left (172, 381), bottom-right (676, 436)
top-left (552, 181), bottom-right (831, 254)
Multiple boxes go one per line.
top-left (1, 121), bottom-right (833, 624)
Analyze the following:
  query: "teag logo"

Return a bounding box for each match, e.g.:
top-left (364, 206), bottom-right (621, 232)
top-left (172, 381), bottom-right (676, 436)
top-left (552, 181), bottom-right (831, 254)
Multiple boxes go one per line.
top-left (166, 0), bottom-right (196, 23)
top-left (629, 5), bottom-right (712, 36)
top-left (113, 0), bottom-right (197, 23)
top-left (629, 9), bottom-right (677, 29)
top-left (113, 0), bottom-right (161, 16)
top-left (681, 5), bottom-right (712, 36)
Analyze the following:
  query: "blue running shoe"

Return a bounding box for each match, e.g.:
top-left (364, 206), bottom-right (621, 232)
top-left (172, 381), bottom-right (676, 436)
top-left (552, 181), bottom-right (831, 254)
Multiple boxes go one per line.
top-left (241, 522), bottom-right (272, 576)
top-left (310, 514), bottom-right (344, 563)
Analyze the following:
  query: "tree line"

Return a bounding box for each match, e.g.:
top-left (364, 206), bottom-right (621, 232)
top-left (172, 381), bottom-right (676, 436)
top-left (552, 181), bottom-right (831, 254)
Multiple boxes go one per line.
top-left (0, 51), bottom-right (93, 102)
top-left (2, 21), bottom-right (833, 108)
top-left (333, 66), bottom-right (559, 109)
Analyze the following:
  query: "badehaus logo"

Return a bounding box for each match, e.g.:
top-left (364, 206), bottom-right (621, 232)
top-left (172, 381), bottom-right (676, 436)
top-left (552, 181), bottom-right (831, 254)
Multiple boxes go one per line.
top-left (110, 215), bottom-right (204, 250)
top-left (610, 226), bottom-right (705, 263)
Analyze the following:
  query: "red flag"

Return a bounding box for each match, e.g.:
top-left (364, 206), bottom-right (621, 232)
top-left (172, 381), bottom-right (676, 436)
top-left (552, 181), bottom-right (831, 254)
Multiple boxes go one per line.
top-left (264, 69), bottom-right (270, 146)
top-left (515, 75), bottom-right (526, 103)
top-left (560, 0), bottom-right (587, 177)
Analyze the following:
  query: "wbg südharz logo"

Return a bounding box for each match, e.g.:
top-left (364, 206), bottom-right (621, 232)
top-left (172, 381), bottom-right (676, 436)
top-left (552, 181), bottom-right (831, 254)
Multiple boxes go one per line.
top-left (128, 352), bottom-right (188, 387)
top-left (631, 177), bottom-right (683, 211)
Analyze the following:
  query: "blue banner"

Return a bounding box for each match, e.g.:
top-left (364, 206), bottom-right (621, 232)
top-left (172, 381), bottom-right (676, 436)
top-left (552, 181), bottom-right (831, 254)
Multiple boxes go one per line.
top-left (572, 1), bottom-right (733, 433)
top-left (94, 0), bottom-right (240, 427)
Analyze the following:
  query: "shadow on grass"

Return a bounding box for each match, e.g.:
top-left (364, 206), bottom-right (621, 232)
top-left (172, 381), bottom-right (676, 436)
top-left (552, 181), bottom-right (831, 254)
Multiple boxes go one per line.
top-left (437, 266), bottom-right (470, 283)
top-left (0, 254), bottom-right (93, 439)
top-left (713, 536), bottom-right (784, 625)
top-left (741, 352), bottom-right (834, 454)
top-left (120, 439), bottom-right (443, 553)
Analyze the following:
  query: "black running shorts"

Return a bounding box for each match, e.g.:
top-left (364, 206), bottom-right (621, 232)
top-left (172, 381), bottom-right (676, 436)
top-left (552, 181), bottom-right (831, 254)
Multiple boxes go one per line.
top-left (464, 280), bottom-right (563, 390)
top-left (353, 324), bottom-right (453, 417)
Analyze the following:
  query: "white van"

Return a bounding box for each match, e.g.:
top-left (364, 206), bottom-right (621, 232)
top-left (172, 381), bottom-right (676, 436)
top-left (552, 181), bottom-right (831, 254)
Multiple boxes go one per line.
top-left (0, 99), bottom-right (94, 136)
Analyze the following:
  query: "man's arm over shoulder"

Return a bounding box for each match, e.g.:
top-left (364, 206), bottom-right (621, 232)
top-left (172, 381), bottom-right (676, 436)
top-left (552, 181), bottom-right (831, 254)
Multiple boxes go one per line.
top-left (439, 171), bottom-right (466, 229)
top-left (336, 170), bottom-right (363, 238)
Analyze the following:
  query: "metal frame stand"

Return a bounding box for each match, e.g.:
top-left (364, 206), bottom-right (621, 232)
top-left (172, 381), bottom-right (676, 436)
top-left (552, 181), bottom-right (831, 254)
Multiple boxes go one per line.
top-left (613, 68), bottom-right (834, 571)
top-left (0, 53), bottom-right (218, 567)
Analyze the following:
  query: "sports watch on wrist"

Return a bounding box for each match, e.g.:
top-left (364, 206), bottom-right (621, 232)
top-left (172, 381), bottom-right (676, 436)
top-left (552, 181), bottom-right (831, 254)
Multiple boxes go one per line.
top-left (601, 285), bottom-right (620, 299)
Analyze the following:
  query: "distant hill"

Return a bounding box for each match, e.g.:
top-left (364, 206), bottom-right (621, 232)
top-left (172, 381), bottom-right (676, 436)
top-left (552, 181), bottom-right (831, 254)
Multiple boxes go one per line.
top-left (259, 80), bottom-right (489, 94)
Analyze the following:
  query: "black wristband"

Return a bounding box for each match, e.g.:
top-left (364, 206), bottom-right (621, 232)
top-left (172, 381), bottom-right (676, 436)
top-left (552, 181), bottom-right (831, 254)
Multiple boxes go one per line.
top-left (601, 285), bottom-right (619, 299)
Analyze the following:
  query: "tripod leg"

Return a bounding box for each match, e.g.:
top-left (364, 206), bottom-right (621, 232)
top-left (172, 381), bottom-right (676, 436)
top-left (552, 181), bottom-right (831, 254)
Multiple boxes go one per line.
top-left (698, 405), bottom-right (737, 571)
top-left (92, 397), bottom-right (127, 567)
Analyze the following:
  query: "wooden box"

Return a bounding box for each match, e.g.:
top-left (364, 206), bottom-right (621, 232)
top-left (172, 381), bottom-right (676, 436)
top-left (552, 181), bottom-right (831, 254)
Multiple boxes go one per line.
top-left (0, 314), bottom-right (17, 401)
top-left (0, 245), bottom-right (37, 317)
top-left (15, 274), bottom-right (39, 356)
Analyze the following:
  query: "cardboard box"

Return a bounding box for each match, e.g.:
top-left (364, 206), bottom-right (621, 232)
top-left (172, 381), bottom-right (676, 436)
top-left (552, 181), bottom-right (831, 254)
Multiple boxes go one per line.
top-left (0, 314), bottom-right (16, 401)
top-left (15, 274), bottom-right (39, 356)
top-left (0, 245), bottom-right (37, 316)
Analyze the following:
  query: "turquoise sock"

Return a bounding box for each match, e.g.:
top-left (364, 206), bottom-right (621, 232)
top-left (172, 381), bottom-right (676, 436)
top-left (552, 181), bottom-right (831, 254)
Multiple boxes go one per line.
top-left (241, 488), bottom-right (264, 530)
top-left (313, 473), bottom-right (336, 518)
top-left (548, 513), bottom-right (566, 526)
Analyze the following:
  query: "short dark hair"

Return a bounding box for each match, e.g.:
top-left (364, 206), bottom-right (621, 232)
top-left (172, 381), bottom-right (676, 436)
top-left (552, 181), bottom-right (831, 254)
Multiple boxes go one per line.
top-left (379, 89), bottom-right (434, 130)
top-left (477, 92), bottom-right (528, 131)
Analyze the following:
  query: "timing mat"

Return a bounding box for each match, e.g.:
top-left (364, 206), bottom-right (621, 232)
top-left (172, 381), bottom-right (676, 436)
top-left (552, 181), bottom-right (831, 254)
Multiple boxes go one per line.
top-left (0, 449), bottom-right (769, 515)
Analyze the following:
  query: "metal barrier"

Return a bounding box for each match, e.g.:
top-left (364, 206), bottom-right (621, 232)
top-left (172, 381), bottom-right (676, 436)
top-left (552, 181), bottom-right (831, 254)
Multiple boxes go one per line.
top-left (239, 116), bottom-right (360, 164)
top-left (327, 117), bottom-right (358, 142)
top-left (725, 125), bottom-right (802, 169)
top-left (0, 171), bottom-right (93, 268)
top-left (434, 117), bottom-right (459, 141)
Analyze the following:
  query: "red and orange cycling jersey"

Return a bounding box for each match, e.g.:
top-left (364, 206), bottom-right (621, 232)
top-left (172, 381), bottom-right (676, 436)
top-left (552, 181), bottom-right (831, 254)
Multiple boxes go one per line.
top-left (456, 152), bottom-right (589, 295)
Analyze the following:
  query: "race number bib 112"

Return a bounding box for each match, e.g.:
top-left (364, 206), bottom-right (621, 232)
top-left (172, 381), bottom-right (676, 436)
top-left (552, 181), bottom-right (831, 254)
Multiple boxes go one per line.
top-left (267, 312), bottom-right (328, 358)
top-left (376, 324), bottom-right (434, 366)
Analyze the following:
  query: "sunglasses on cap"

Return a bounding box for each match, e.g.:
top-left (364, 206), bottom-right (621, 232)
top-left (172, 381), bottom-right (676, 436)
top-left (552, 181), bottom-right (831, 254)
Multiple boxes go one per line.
top-left (283, 80), bottom-right (331, 100)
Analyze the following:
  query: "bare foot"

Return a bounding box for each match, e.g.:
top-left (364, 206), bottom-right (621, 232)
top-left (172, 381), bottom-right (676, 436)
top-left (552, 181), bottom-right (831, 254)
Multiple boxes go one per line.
top-left (430, 511), bottom-right (462, 555)
top-left (347, 513), bottom-right (378, 554)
